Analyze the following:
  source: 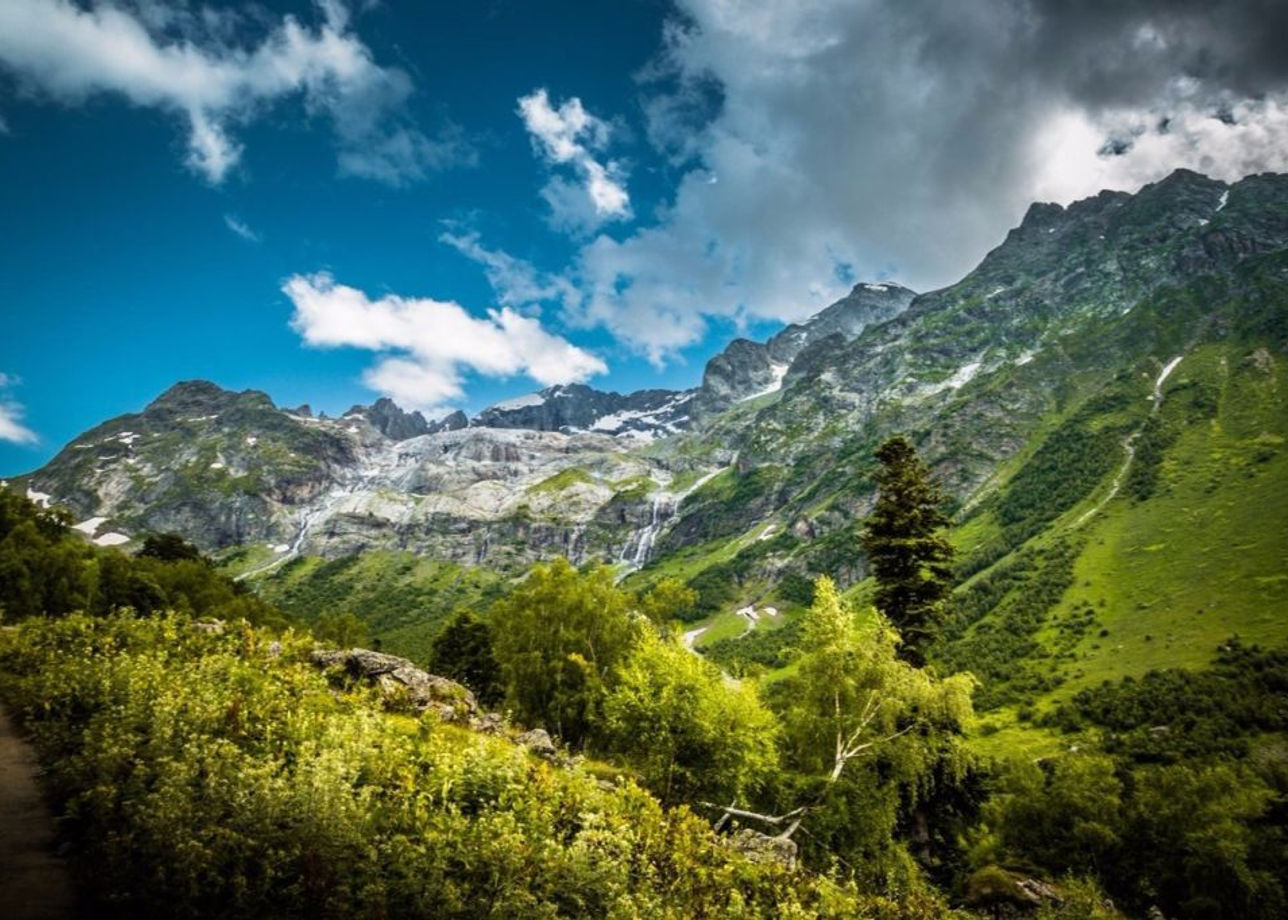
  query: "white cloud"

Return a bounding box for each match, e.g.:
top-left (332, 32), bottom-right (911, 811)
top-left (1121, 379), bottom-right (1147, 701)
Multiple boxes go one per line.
top-left (0, 0), bottom-right (469, 184)
top-left (284, 272), bottom-right (606, 412)
top-left (223, 214), bottom-right (261, 243)
top-left (0, 374), bottom-right (37, 445)
top-left (553, 0), bottom-right (1288, 362)
top-left (517, 88), bottom-right (631, 231)
top-left (439, 231), bottom-right (576, 311)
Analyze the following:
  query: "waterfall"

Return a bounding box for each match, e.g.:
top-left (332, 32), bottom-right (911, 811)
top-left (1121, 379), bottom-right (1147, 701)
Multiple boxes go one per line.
top-left (633, 495), bottom-right (663, 565)
top-left (620, 494), bottom-right (672, 568)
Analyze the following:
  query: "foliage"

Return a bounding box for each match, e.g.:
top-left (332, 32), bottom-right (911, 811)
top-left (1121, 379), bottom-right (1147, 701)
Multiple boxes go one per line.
top-left (989, 755), bottom-right (1123, 875)
top-left (860, 437), bottom-right (956, 666)
top-left (430, 609), bottom-right (503, 706)
top-left (703, 618), bottom-right (803, 674)
top-left (312, 610), bottom-right (370, 648)
top-left (938, 540), bottom-right (1080, 709)
top-left (0, 488), bottom-right (282, 626)
top-left (637, 577), bottom-right (699, 627)
top-left (137, 532), bottom-right (205, 563)
top-left (245, 550), bottom-right (506, 665)
top-left (600, 629), bottom-right (779, 805)
top-left (490, 558), bottom-right (643, 747)
top-left (0, 612), bottom-right (902, 919)
top-left (774, 578), bottom-right (975, 882)
top-left (1040, 640), bottom-right (1288, 761)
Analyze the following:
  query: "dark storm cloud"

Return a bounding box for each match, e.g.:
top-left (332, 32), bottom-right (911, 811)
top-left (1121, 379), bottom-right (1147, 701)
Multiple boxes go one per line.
top-left (551, 0), bottom-right (1288, 359)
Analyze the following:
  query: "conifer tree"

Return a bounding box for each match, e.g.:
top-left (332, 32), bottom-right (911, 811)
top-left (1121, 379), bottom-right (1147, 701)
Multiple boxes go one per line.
top-left (859, 435), bottom-right (955, 666)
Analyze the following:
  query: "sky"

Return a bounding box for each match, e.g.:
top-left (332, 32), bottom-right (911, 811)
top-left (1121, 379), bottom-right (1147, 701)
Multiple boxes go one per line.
top-left (3, 0), bottom-right (1288, 475)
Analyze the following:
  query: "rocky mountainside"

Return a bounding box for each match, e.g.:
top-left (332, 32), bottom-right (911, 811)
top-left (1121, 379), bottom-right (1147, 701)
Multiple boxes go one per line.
top-left (5, 274), bottom-right (916, 569)
top-left (8, 169), bottom-right (1287, 616)
top-left (655, 169), bottom-right (1288, 557)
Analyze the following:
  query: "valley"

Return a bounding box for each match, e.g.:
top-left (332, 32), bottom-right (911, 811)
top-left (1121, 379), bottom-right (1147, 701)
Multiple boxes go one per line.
top-left (3, 167), bottom-right (1287, 919)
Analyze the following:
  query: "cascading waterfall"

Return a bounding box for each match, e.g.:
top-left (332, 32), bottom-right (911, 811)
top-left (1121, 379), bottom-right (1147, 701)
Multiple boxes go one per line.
top-left (633, 495), bottom-right (664, 565)
top-left (621, 494), bottom-right (672, 567)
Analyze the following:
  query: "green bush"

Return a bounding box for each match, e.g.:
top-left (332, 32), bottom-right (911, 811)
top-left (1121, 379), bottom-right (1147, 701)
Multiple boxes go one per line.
top-left (0, 612), bottom-right (906, 919)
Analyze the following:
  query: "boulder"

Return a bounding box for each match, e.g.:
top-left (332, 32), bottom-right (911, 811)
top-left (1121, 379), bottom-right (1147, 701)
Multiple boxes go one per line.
top-left (725, 828), bottom-right (797, 870)
top-left (516, 728), bottom-right (558, 760)
top-left (312, 648), bottom-right (478, 718)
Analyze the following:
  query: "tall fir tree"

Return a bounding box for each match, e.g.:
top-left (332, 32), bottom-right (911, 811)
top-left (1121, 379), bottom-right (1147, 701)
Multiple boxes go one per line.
top-left (859, 435), bottom-right (955, 666)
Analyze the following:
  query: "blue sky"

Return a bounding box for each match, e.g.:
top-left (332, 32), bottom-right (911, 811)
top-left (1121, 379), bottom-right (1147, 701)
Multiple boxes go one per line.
top-left (3, 0), bottom-right (1288, 475)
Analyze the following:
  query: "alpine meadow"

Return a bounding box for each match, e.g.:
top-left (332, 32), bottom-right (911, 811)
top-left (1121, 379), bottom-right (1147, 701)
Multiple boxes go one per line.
top-left (1, 2), bottom-right (1287, 919)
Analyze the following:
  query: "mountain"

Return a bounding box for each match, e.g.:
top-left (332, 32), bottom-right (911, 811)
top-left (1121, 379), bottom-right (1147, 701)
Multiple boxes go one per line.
top-left (693, 281), bottom-right (915, 415)
top-left (7, 168), bottom-right (1287, 696)
top-left (4, 274), bottom-right (917, 570)
top-left (473, 384), bottom-right (694, 439)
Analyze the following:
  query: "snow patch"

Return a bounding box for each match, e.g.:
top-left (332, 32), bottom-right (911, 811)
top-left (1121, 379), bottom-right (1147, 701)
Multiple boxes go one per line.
top-left (210, 461), bottom-right (225, 470)
top-left (1152, 356), bottom-right (1183, 403)
top-left (116, 431), bottom-right (140, 446)
top-left (860, 281), bottom-right (899, 291)
top-left (1197, 218), bottom-right (1209, 227)
top-left (919, 361), bottom-right (983, 396)
top-left (245, 436), bottom-right (258, 446)
top-left (738, 363), bottom-right (790, 402)
top-left (25, 488), bottom-right (51, 508)
top-left (94, 532), bottom-right (131, 547)
top-left (986, 287), bottom-right (1007, 299)
top-left (491, 392), bottom-right (546, 411)
top-left (1216, 189), bottom-right (1229, 212)
top-left (271, 544), bottom-right (290, 554)
top-left (73, 516), bottom-right (108, 535)
top-left (1015, 349), bottom-right (1039, 366)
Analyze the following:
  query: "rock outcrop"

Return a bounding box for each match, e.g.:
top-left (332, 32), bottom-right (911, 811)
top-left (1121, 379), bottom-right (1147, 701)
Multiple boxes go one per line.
top-left (312, 648), bottom-right (478, 719)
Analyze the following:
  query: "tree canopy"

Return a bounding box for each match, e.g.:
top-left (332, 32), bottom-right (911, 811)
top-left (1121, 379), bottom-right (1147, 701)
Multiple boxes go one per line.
top-left (859, 435), bottom-right (955, 666)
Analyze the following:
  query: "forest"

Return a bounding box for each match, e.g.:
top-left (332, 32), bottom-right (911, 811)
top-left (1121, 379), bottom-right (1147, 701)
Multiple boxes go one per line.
top-left (2, 436), bottom-right (1285, 920)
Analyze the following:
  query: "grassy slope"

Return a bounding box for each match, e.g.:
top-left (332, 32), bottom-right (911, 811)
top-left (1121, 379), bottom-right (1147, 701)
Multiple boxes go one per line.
top-left (1039, 344), bottom-right (1287, 693)
top-left (236, 551), bottom-right (508, 665)
top-left (964, 341), bottom-right (1288, 756)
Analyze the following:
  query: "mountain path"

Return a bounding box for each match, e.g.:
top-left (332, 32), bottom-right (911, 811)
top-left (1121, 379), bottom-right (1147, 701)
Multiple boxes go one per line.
top-left (0, 705), bottom-right (76, 919)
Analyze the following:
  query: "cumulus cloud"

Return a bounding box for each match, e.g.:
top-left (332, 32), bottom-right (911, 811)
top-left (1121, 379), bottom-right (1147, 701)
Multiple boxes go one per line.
top-left (283, 272), bottom-right (606, 413)
top-left (0, 374), bottom-right (37, 445)
top-left (0, 0), bottom-right (470, 184)
top-left (518, 89), bottom-right (631, 232)
top-left (559, 0), bottom-right (1288, 361)
top-left (223, 213), bottom-right (260, 243)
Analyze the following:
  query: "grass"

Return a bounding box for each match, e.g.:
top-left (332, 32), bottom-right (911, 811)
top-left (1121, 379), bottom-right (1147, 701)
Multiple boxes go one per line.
top-left (966, 342), bottom-right (1288, 717)
top-left (239, 550), bottom-right (508, 666)
top-left (526, 467), bottom-right (594, 495)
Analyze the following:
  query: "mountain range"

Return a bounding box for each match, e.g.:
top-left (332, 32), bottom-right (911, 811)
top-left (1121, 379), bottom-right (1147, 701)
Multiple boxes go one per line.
top-left (6, 167), bottom-right (1287, 724)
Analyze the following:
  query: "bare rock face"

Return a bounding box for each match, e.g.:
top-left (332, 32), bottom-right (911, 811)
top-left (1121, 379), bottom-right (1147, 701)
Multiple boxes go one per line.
top-left (312, 648), bottom-right (478, 719)
top-left (725, 829), bottom-right (797, 870)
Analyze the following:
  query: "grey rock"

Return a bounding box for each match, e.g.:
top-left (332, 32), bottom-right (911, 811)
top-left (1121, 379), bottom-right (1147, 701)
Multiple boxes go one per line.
top-left (516, 728), bottom-right (558, 760)
top-left (725, 829), bottom-right (797, 870)
top-left (312, 648), bottom-right (478, 717)
top-left (351, 397), bottom-right (431, 441)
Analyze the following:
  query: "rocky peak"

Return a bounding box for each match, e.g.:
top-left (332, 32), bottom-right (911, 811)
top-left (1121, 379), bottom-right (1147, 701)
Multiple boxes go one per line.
top-left (145, 380), bottom-right (255, 417)
top-left (362, 397), bottom-right (431, 441)
top-left (430, 410), bottom-right (469, 433)
top-left (474, 384), bottom-right (693, 440)
top-left (694, 280), bottom-right (916, 415)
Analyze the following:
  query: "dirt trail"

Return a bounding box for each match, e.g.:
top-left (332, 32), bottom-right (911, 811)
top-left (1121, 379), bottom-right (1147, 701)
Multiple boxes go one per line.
top-left (0, 706), bottom-right (76, 919)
